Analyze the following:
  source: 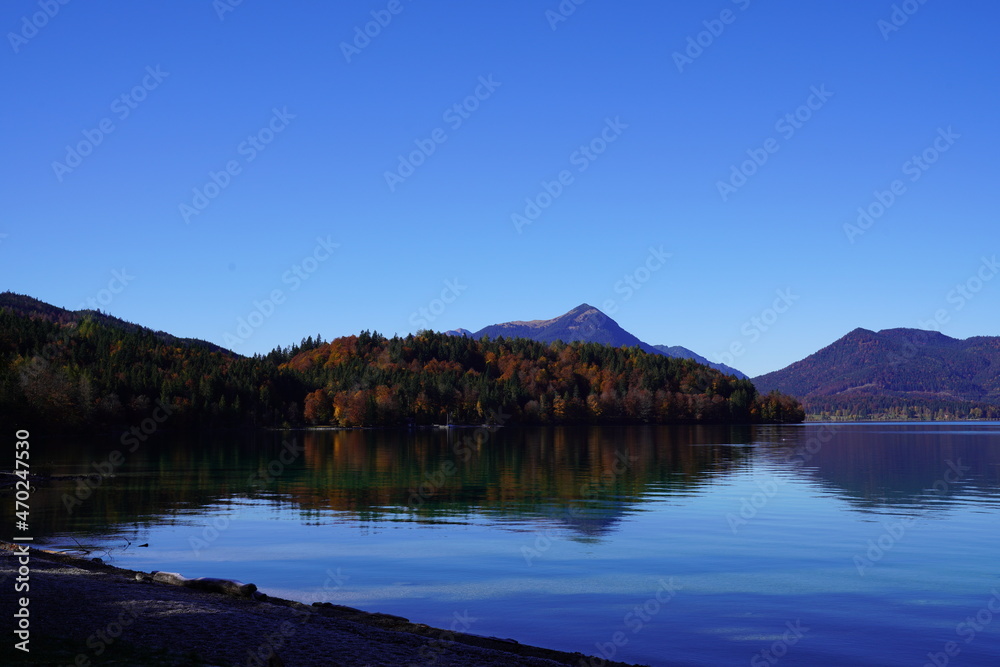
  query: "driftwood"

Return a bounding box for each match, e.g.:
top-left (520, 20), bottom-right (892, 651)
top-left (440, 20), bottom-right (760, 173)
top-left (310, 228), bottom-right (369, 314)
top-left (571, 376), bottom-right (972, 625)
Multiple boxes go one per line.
top-left (150, 570), bottom-right (257, 597)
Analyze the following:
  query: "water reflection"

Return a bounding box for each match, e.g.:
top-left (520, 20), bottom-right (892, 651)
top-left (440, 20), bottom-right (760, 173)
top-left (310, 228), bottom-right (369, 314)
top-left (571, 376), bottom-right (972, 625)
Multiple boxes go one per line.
top-left (14, 423), bottom-right (1000, 667)
top-left (15, 423), bottom-right (1000, 543)
top-left (754, 423), bottom-right (1000, 514)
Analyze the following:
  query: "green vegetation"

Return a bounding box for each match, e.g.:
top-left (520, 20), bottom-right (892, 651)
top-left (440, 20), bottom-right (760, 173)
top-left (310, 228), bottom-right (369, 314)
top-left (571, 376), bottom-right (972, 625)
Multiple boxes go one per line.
top-left (0, 293), bottom-right (804, 433)
top-left (805, 395), bottom-right (1000, 421)
top-left (290, 331), bottom-right (803, 426)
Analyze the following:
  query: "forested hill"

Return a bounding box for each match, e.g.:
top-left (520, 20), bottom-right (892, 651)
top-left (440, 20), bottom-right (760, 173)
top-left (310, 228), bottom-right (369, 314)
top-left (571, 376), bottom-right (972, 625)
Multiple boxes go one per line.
top-left (0, 291), bottom-right (230, 354)
top-left (0, 296), bottom-right (803, 433)
top-left (0, 297), bottom-right (306, 432)
top-left (753, 327), bottom-right (1000, 420)
top-left (285, 332), bottom-right (802, 426)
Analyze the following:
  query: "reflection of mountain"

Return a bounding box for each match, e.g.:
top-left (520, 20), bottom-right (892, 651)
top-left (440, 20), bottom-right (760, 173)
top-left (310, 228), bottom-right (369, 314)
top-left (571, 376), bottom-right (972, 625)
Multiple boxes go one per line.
top-left (21, 426), bottom-right (998, 545)
top-left (753, 425), bottom-right (1000, 512)
top-left (21, 426), bottom-right (755, 541)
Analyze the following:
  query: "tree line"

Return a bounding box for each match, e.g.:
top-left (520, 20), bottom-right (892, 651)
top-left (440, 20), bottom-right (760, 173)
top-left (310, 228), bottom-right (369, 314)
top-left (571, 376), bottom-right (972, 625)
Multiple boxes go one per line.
top-left (0, 306), bottom-right (804, 434)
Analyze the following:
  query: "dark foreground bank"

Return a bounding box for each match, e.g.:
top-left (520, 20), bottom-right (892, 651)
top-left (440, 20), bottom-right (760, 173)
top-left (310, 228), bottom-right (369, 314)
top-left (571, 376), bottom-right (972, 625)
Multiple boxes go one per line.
top-left (1, 543), bottom-right (647, 667)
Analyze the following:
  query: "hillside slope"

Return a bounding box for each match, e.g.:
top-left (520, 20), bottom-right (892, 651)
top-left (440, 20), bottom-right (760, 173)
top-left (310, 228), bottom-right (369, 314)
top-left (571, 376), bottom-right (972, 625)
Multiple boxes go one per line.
top-left (753, 328), bottom-right (1000, 418)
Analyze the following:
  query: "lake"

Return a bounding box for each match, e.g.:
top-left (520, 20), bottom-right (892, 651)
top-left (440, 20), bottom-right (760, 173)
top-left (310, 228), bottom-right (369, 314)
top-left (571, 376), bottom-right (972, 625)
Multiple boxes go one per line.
top-left (16, 423), bottom-right (1000, 666)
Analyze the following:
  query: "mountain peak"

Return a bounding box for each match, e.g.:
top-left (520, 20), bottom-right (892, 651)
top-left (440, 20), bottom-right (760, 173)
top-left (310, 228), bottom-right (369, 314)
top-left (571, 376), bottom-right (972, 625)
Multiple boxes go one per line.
top-left (465, 304), bottom-right (746, 377)
top-left (753, 327), bottom-right (1000, 411)
top-left (471, 304), bottom-right (655, 352)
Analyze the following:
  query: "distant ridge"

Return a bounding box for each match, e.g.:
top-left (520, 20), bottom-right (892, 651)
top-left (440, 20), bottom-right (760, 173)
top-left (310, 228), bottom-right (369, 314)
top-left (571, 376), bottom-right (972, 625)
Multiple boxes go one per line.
top-left (652, 345), bottom-right (747, 379)
top-left (753, 327), bottom-right (1000, 417)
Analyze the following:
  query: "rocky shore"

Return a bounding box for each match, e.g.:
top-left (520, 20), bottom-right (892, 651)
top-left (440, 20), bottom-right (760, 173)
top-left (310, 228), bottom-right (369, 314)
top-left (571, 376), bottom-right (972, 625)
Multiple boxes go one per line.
top-left (1, 543), bottom-right (647, 667)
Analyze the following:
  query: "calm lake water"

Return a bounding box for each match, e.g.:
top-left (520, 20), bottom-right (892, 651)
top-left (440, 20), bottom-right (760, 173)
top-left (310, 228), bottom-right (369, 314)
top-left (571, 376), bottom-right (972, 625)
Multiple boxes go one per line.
top-left (17, 423), bottom-right (1000, 666)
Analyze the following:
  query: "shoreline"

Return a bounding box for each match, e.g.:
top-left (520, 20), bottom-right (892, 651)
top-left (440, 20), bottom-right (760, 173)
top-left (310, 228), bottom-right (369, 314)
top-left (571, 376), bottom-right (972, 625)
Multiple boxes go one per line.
top-left (2, 542), bottom-right (647, 666)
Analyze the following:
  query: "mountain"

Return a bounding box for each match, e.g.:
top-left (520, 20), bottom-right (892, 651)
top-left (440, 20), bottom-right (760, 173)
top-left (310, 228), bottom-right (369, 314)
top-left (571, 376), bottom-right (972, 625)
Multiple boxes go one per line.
top-left (444, 328), bottom-right (474, 337)
top-left (468, 304), bottom-right (747, 378)
top-left (753, 327), bottom-right (1000, 418)
top-left (0, 291), bottom-right (231, 355)
top-left (0, 294), bottom-right (804, 433)
top-left (472, 303), bottom-right (663, 354)
top-left (652, 345), bottom-right (748, 379)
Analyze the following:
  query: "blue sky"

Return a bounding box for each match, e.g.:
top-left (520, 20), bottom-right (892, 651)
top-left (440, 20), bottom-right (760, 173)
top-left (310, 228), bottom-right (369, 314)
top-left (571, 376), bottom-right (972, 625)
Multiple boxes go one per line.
top-left (3, 1), bottom-right (997, 377)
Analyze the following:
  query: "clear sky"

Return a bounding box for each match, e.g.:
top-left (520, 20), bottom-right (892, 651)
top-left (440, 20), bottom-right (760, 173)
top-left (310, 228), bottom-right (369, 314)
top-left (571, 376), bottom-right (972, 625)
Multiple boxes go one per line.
top-left (3, 1), bottom-right (998, 377)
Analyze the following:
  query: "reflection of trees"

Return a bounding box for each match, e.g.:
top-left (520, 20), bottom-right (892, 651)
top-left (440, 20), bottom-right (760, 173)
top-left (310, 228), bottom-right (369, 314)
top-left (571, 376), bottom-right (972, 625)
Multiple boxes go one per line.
top-left (21, 426), bottom-right (755, 540)
top-left (754, 425), bottom-right (1000, 513)
top-left (289, 426), bottom-right (754, 531)
top-left (26, 425), bottom-right (997, 543)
